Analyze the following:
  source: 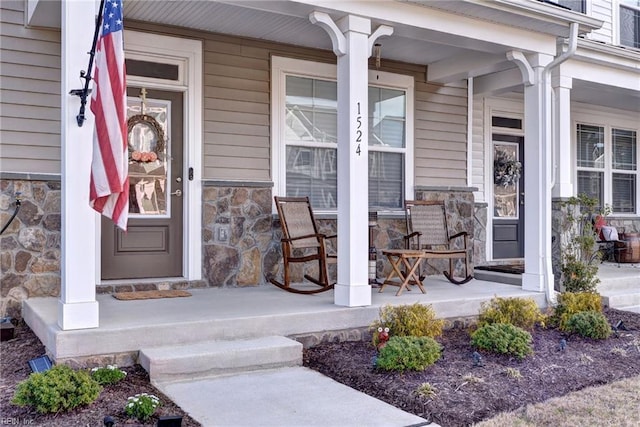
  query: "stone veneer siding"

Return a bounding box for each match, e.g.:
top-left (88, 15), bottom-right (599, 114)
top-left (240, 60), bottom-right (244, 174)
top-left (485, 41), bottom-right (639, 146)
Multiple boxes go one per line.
top-left (1, 176), bottom-right (61, 320)
top-left (1, 176), bottom-right (480, 319)
top-left (201, 183), bottom-right (478, 287)
top-left (552, 197), bottom-right (640, 291)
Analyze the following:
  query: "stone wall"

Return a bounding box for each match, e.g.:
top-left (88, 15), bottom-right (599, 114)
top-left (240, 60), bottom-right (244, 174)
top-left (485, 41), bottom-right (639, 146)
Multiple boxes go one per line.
top-left (473, 203), bottom-right (488, 266)
top-left (201, 184), bottom-right (477, 287)
top-left (1, 177), bottom-right (479, 319)
top-left (1, 178), bottom-right (61, 320)
top-left (202, 182), bottom-right (275, 287)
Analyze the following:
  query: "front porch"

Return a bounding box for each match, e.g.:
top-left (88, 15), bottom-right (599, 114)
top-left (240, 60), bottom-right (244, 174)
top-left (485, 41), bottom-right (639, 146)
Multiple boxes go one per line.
top-left (24, 276), bottom-right (548, 366)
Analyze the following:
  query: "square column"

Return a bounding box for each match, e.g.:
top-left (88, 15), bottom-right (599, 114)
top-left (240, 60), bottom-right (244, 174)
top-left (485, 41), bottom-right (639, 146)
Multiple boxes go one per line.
top-left (521, 53), bottom-right (554, 293)
top-left (552, 70), bottom-right (573, 198)
top-left (334, 15), bottom-right (372, 307)
top-left (58, 0), bottom-right (100, 330)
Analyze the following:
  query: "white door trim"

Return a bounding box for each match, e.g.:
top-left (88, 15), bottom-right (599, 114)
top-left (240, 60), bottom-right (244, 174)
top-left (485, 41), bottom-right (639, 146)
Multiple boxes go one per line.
top-left (483, 97), bottom-right (524, 261)
top-left (120, 30), bottom-right (203, 281)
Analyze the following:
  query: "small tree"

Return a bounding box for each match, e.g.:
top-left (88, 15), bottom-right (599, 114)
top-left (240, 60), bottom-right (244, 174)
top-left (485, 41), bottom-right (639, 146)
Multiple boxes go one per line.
top-left (558, 194), bottom-right (609, 293)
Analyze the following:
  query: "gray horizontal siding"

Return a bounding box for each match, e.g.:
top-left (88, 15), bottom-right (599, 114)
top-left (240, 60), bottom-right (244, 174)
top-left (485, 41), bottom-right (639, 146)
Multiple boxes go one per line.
top-left (414, 80), bottom-right (468, 187)
top-left (0, 1), bottom-right (60, 175)
top-left (1, 6), bottom-right (471, 187)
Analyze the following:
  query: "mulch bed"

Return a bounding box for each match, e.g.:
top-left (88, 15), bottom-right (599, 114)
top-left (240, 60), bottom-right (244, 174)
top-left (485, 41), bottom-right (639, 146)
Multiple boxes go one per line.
top-left (304, 307), bottom-right (640, 427)
top-left (0, 322), bottom-right (202, 426)
top-left (2, 308), bottom-right (639, 426)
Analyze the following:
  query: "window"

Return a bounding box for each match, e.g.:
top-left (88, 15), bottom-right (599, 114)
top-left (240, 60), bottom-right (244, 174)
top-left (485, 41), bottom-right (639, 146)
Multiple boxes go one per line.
top-left (620, 0), bottom-right (640, 48)
top-left (545, 0), bottom-right (585, 13)
top-left (272, 57), bottom-right (414, 212)
top-left (576, 123), bottom-right (638, 213)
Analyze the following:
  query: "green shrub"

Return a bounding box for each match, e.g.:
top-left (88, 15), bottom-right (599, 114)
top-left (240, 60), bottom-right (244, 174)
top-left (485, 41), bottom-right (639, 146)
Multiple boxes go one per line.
top-left (370, 303), bottom-right (444, 347)
top-left (554, 292), bottom-right (602, 331)
top-left (375, 336), bottom-right (442, 372)
top-left (90, 365), bottom-right (127, 386)
top-left (471, 323), bottom-right (533, 359)
top-left (561, 257), bottom-right (600, 293)
top-left (12, 365), bottom-right (102, 413)
top-left (477, 296), bottom-right (546, 330)
top-left (125, 393), bottom-right (161, 422)
top-left (566, 311), bottom-right (611, 339)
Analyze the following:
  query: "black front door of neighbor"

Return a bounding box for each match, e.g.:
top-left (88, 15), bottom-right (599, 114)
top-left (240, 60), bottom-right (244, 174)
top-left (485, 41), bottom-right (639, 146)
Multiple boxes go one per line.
top-left (101, 88), bottom-right (184, 279)
top-left (492, 134), bottom-right (524, 259)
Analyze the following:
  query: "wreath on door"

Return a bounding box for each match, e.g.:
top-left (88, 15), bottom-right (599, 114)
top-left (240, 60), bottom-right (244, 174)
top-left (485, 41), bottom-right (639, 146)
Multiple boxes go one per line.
top-left (494, 150), bottom-right (522, 187)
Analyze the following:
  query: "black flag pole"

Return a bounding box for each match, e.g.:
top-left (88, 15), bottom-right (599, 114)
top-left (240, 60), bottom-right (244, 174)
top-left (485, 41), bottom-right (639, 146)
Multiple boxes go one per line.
top-left (70, 0), bottom-right (106, 127)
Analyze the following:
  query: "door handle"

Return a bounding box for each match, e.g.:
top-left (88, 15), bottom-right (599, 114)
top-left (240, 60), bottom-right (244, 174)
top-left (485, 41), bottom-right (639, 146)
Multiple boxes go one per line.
top-left (171, 189), bottom-right (182, 197)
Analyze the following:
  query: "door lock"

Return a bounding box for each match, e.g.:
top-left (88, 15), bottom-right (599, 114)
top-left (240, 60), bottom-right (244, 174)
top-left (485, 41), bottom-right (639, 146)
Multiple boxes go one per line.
top-left (171, 189), bottom-right (182, 197)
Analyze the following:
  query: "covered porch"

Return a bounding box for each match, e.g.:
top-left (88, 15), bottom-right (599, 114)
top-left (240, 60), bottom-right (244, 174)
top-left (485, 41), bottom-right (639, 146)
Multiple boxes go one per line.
top-left (23, 276), bottom-right (548, 366)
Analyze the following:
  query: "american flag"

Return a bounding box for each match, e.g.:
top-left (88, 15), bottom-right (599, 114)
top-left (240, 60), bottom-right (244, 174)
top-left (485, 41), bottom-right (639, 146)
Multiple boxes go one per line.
top-left (89, 0), bottom-right (128, 230)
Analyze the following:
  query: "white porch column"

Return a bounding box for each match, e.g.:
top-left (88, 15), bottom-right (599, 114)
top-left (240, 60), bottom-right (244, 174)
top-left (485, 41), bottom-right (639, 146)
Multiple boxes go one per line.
top-left (508, 52), bottom-right (554, 293)
top-left (334, 15), bottom-right (372, 307)
top-left (59, 0), bottom-right (100, 330)
top-left (551, 70), bottom-right (574, 198)
top-left (309, 12), bottom-right (375, 306)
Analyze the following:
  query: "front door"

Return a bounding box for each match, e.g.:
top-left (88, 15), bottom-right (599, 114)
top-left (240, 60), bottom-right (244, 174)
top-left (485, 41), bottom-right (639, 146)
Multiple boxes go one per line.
top-left (492, 134), bottom-right (524, 259)
top-left (101, 88), bottom-right (184, 279)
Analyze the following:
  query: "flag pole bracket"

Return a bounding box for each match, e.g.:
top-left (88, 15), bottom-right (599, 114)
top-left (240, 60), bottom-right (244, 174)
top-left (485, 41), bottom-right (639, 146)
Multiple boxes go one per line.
top-left (70, 0), bottom-right (105, 128)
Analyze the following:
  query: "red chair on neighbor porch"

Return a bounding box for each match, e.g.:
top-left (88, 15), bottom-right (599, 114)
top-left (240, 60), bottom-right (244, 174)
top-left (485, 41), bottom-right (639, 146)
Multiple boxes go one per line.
top-left (269, 196), bottom-right (337, 294)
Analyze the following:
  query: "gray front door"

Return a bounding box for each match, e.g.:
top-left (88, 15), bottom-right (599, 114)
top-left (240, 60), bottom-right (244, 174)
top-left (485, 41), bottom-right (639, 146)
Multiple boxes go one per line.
top-left (101, 89), bottom-right (184, 279)
top-left (492, 134), bottom-right (524, 259)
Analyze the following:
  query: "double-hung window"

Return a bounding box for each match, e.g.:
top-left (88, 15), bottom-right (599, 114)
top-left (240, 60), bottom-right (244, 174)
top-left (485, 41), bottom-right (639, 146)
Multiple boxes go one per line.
top-left (272, 56), bottom-right (414, 212)
top-left (576, 123), bottom-right (638, 213)
top-left (620, 0), bottom-right (640, 48)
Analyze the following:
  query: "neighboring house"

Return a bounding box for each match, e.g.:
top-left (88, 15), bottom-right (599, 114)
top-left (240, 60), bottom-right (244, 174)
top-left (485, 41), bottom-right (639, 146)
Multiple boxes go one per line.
top-left (1, 1), bottom-right (638, 330)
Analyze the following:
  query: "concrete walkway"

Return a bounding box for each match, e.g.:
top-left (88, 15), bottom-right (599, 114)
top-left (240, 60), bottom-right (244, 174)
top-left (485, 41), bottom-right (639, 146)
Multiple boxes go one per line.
top-left (155, 367), bottom-right (433, 427)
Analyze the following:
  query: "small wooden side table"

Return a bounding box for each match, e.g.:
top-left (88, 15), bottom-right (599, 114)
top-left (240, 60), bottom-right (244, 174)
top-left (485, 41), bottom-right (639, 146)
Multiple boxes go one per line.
top-left (379, 249), bottom-right (427, 296)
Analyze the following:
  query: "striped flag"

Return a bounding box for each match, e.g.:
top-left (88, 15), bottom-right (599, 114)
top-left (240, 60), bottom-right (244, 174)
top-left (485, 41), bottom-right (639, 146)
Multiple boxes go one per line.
top-left (89, 0), bottom-right (128, 230)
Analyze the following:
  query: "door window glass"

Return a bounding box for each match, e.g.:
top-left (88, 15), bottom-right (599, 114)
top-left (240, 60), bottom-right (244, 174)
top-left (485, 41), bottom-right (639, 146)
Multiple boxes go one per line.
top-left (126, 97), bottom-right (171, 216)
top-left (493, 143), bottom-right (520, 218)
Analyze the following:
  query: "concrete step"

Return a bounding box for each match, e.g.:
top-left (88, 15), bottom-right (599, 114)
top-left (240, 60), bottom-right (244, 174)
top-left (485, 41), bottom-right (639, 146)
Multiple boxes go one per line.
top-left (618, 305), bottom-right (640, 314)
top-left (473, 269), bottom-right (521, 286)
top-left (600, 290), bottom-right (640, 310)
top-left (597, 276), bottom-right (640, 292)
top-left (139, 336), bottom-right (303, 384)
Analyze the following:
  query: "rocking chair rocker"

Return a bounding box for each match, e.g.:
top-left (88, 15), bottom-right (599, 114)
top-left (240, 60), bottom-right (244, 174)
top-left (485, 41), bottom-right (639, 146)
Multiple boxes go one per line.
top-left (269, 196), bottom-right (337, 294)
top-left (404, 200), bottom-right (473, 285)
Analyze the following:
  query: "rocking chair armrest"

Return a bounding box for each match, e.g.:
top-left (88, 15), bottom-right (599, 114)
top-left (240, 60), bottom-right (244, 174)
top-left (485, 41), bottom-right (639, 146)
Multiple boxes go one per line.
top-left (325, 234), bottom-right (337, 240)
top-left (404, 231), bottom-right (421, 241)
top-left (281, 233), bottom-right (324, 243)
top-left (448, 231), bottom-right (469, 246)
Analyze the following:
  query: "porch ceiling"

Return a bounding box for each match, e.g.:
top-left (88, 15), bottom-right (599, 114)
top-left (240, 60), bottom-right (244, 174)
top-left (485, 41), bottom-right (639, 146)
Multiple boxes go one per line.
top-left (572, 80), bottom-right (640, 113)
top-left (123, 0), bottom-right (470, 65)
top-left (31, 1), bottom-right (601, 82)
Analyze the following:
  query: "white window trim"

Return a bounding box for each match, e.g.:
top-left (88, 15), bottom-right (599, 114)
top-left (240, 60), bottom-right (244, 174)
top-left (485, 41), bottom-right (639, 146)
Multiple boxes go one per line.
top-left (573, 110), bottom-right (640, 216)
top-left (271, 56), bottom-right (414, 214)
top-left (615, 0), bottom-right (640, 48)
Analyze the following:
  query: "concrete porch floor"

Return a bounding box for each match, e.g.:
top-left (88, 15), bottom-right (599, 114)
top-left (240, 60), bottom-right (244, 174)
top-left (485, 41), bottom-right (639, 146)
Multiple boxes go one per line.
top-left (23, 275), bottom-right (549, 364)
top-left (23, 261), bottom-right (640, 364)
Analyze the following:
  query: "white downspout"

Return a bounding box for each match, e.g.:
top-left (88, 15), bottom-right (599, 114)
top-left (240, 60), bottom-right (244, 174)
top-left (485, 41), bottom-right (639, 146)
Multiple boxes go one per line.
top-left (543, 22), bottom-right (579, 305)
top-left (507, 23), bottom-right (579, 306)
top-left (547, 23), bottom-right (579, 189)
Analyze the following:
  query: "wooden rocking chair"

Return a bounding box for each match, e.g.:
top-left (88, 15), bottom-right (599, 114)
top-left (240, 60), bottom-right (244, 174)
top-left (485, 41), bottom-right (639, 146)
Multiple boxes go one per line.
top-left (404, 200), bottom-right (473, 285)
top-left (269, 196), bottom-right (337, 294)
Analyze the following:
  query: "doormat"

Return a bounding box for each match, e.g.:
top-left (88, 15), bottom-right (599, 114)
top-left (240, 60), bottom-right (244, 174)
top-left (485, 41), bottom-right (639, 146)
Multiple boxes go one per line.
top-left (112, 290), bottom-right (192, 301)
top-left (475, 264), bottom-right (524, 275)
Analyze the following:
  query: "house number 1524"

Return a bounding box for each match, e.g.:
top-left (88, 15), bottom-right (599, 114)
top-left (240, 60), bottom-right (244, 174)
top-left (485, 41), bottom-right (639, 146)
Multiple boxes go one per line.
top-left (355, 102), bottom-right (362, 156)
